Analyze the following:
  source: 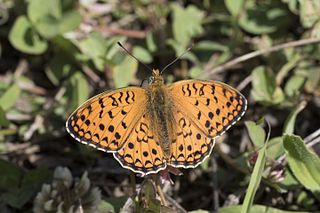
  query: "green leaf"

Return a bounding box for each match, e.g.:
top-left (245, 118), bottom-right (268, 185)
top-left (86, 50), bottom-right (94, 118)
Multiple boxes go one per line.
top-left (305, 68), bottom-right (320, 94)
top-left (9, 16), bottom-right (48, 54)
top-left (171, 3), bottom-right (204, 48)
top-left (133, 46), bottom-right (153, 64)
top-left (225, 0), bottom-right (245, 17)
top-left (2, 167), bottom-right (51, 208)
top-left (76, 32), bottom-right (108, 71)
top-left (299, 0), bottom-right (320, 28)
top-left (284, 135), bottom-right (320, 194)
top-left (284, 74), bottom-right (306, 97)
top-left (146, 32), bottom-right (157, 52)
top-left (105, 197), bottom-right (128, 213)
top-left (69, 73), bottom-right (89, 110)
top-left (0, 107), bottom-right (9, 127)
top-left (251, 66), bottom-right (284, 105)
top-left (245, 121), bottom-right (266, 148)
top-left (0, 84), bottom-right (21, 111)
top-left (45, 55), bottom-right (73, 86)
top-left (0, 159), bottom-right (23, 190)
top-left (241, 133), bottom-right (268, 212)
top-left (28, 0), bottom-right (81, 38)
top-left (275, 53), bottom-right (301, 85)
top-left (98, 200), bottom-right (115, 213)
top-left (267, 137), bottom-right (284, 159)
top-left (283, 101), bottom-right (307, 134)
top-left (239, 4), bottom-right (289, 34)
top-left (113, 55), bottom-right (138, 88)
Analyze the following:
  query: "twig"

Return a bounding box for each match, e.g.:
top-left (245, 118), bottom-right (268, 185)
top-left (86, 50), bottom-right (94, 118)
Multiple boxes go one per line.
top-left (154, 175), bottom-right (168, 206)
top-left (277, 128), bottom-right (320, 163)
top-left (99, 27), bottom-right (147, 39)
top-left (304, 128), bottom-right (320, 144)
top-left (164, 195), bottom-right (188, 213)
top-left (201, 37), bottom-right (320, 78)
top-left (236, 75), bottom-right (252, 91)
top-left (211, 154), bottom-right (219, 213)
top-left (82, 65), bottom-right (101, 84)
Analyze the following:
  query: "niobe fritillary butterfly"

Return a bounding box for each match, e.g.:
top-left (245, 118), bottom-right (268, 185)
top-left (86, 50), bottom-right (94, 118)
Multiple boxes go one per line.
top-left (66, 49), bottom-right (247, 176)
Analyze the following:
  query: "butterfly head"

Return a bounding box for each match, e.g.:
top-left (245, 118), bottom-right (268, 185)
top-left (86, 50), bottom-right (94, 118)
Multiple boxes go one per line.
top-left (149, 69), bottom-right (164, 86)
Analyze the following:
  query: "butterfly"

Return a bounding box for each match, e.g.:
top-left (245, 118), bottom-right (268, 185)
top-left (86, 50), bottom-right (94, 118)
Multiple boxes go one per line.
top-left (66, 69), bottom-right (247, 175)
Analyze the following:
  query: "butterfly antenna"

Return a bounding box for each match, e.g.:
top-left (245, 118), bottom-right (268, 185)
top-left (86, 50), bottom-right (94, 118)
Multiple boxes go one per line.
top-left (160, 43), bottom-right (193, 74)
top-left (117, 42), bottom-right (153, 72)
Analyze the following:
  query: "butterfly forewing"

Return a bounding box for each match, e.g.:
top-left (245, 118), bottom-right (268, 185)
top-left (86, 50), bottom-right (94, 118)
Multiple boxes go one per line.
top-left (169, 80), bottom-right (247, 139)
top-left (113, 114), bottom-right (167, 174)
top-left (66, 87), bottom-right (147, 152)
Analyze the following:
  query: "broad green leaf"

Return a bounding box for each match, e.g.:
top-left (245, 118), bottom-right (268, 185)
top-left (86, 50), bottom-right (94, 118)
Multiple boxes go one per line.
top-left (245, 121), bottom-right (266, 148)
top-left (172, 3), bottom-right (204, 48)
top-left (2, 167), bottom-right (51, 208)
top-left (69, 73), bottom-right (89, 110)
top-left (239, 5), bottom-right (289, 34)
top-left (2, 187), bottom-right (35, 208)
top-left (195, 41), bottom-right (228, 52)
top-left (275, 53), bottom-right (301, 85)
top-left (105, 197), bottom-right (128, 213)
top-left (251, 66), bottom-right (284, 105)
top-left (241, 133), bottom-right (268, 213)
top-left (267, 137), bottom-right (284, 159)
top-left (133, 46), bottom-right (153, 64)
top-left (105, 36), bottom-right (126, 61)
top-left (9, 16), bottom-right (48, 54)
top-left (45, 55), bottom-right (73, 86)
top-left (278, 169), bottom-right (300, 191)
top-left (251, 66), bottom-right (275, 102)
top-left (0, 159), bottom-right (23, 190)
top-left (28, 0), bottom-right (61, 23)
top-left (113, 55), bottom-right (138, 88)
top-left (98, 200), bottom-right (115, 213)
top-left (283, 101), bottom-right (306, 134)
top-left (284, 74), bottom-right (306, 97)
top-left (189, 66), bottom-right (202, 79)
top-left (305, 68), bottom-right (320, 94)
top-left (225, 0), bottom-right (245, 17)
top-left (282, 0), bottom-right (299, 14)
top-left (299, 0), bottom-right (320, 28)
top-left (166, 39), bottom-right (199, 63)
top-left (76, 32), bottom-right (107, 71)
top-left (0, 84), bottom-right (21, 111)
top-left (28, 0), bottom-right (81, 38)
top-left (221, 204), bottom-right (316, 213)
top-left (284, 135), bottom-right (320, 194)
top-left (146, 33), bottom-right (157, 52)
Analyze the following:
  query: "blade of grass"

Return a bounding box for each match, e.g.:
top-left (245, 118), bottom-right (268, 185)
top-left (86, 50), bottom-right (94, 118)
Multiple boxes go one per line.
top-left (241, 121), bottom-right (270, 213)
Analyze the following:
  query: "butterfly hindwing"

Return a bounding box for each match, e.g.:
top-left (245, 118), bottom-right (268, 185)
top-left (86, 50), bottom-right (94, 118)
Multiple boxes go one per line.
top-left (113, 114), bottom-right (167, 175)
top-left (169, 110), bottom-right (215, 168)
top-left (66, 87), bottom-right (147, 152)
top-left (169, 80), bottom-right (247, 139)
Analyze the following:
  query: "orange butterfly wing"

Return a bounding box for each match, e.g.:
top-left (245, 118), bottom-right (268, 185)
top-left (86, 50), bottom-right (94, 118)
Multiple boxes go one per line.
top-left (66, 87), bottom-right (147, 152)
top-left (168, 110), bottom-right (215, 168)
top-left (113, 114), bottom-right (167, 175)
top-left (168, 80), bottom-right (247, 167)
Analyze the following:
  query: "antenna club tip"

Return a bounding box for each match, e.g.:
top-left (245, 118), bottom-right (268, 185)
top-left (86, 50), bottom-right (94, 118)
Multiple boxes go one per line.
top-left (117, 42), bottom-right (123, 47)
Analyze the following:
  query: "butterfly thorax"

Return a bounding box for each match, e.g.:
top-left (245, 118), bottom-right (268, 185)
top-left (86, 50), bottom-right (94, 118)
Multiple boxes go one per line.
top-left (145, 69), bottom-right (176, 159)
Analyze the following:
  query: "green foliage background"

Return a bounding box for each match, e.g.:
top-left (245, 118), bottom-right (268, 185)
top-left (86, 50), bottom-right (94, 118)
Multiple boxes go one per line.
top-left (0, 0), bottom-right (320, 212)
